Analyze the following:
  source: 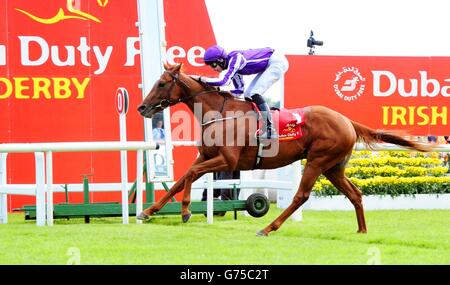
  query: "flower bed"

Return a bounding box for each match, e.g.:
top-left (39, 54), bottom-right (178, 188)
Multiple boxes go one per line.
top-left (314, 176), bottom-right (450, 196)
top-left (312, 150), bottom-right (450, 197)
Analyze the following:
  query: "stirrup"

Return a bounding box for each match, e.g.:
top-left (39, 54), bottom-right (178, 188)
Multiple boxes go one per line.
top-left (255, 128), bottom-right (278, 140)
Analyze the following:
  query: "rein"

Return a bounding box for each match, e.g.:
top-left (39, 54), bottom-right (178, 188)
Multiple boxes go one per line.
top-left (152, 70), bottom-right (259, 127)
top-left (156, 70), bottom-right (264, 169)
top-left (153, 71), bottom-right (228, 113)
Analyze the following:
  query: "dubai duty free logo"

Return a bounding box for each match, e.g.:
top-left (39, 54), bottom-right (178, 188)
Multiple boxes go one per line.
top-left (333, 67), bottom-right (366, 102)
top-left (15, 0), bottom-right (109, 24)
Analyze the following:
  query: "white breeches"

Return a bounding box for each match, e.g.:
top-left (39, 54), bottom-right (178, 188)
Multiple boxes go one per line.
top-left (244, 51), bottom-right (289, 99)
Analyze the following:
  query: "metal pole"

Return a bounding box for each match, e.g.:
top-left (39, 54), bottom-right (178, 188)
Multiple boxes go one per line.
top-left (291, 160), bottom-right (303, 221)
top-left (83, 175), bottom-right (90, 224)
top-left (146, 182), bottom-right (154, 204)
top-left (136, 149), bottom-right (143, 224)
top-left (0, 141), bottom-right (159, 153)
top-left (0, 153), bottom-right (8, 224)
top-left (35, 152), bottom-right (46, 226)
top-left (120, 113), bottom-right (129, 225)
top-left (206, 172), bottom-right (214, 224)
top-left (137, 0), bottom-right (170, 182)
top-left (45, 151), bottom-right (53, 226)
top-left (83, 176), bottom-right (90, 204)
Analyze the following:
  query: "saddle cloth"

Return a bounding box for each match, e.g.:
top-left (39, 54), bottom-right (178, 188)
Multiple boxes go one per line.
top-left (272, 108), bottom-right (306, 141)
top-left (251, 103), bottom-right (306, 141)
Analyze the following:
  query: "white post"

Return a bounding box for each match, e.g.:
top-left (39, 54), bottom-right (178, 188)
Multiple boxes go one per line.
top-left (120, 114), bottom-right (129, 225)
top-left (136, 149), bottom-right (143, 224)
top-left (116, 87), bottom-right (130, 225)
top-left (0, 153), bottom-right (8, 224)
top-left (45, 151), bottom-right (53, 226)
top-left (35, 152), bottom-right (46, 226)
top-left (138, 0), bottom-right (174, 182)
top-left (291, 161), bottom-right (303, 221)
top-left (206, 172), bottom-right (214, 224)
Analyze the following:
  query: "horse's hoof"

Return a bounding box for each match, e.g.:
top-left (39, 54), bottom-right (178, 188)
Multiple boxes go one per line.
top-left (136, 212), bottom-right (150, 221)
top-left (256, 230), bottom-right (268, 237)
top-left (182, 213), bottom-right (192, 223)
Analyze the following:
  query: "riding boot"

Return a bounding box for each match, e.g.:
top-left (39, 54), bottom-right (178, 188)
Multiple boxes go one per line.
top-left (251, 94), bottom-right (277, 140)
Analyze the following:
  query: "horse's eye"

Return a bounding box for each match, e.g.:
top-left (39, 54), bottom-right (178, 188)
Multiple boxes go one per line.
top-left (158, 82), bottom-right (165, 88)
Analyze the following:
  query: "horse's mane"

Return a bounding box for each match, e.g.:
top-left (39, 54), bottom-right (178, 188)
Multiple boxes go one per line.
top-left (185, 74), bottom-right (238, 100)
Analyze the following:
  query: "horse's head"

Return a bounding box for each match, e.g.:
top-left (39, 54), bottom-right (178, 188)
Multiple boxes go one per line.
top-left (137, 63), bottom-right (187, 118)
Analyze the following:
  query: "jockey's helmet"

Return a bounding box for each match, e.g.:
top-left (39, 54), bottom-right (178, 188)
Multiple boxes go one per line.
top-left (203, 45), bottom-right (227, 66)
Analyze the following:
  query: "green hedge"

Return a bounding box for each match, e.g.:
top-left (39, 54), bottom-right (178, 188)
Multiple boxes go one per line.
top-left (314, 176), bottom-right (450, 196)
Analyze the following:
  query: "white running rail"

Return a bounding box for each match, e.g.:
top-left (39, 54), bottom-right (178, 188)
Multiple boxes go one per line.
top-left (0, 141), bottom-right (158, 226)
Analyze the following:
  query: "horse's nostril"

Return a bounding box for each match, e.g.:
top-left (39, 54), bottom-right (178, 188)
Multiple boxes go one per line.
top-left (137, 104), bottom-right (147, 113)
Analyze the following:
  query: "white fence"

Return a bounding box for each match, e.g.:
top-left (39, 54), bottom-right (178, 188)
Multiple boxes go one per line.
top-left (1, 141), bottom-right (448, 226)
top-left (0, 140), bottom-right (302, 226)
top-left (301, 142), bottom-right (450, 211)
top-left (303, 194), bottom-right (450, 211)
top-left (0, 141), bottom-right (158, 226)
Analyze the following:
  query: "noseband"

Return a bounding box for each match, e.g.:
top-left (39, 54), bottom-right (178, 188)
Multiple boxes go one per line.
top-left (151, 71), bottom-right (182, 110)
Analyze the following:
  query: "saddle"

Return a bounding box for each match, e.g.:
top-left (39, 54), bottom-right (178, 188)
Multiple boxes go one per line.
top-left (249, 101), bottom-right (306, 141)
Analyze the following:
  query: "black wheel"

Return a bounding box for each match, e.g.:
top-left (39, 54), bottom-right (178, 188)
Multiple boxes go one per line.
top-left (245, 193), bottom-right (270, 218)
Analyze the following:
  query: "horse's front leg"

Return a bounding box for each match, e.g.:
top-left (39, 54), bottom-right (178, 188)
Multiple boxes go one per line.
top-left (137, 155), bottom-right (205, 220)
top-left (181, 155), bottom-right (231, 223)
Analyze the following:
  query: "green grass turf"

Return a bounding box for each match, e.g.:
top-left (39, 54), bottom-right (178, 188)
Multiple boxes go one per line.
top-left (0, 207), bottom-right (449, 265)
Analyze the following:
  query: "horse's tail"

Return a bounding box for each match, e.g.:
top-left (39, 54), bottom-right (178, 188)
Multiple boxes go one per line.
top-left (350, 120), bottom-right (433, 152)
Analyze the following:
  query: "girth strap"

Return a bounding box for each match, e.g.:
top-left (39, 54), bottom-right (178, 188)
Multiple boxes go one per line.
top-left (253, 111), bottom-right (264, 169)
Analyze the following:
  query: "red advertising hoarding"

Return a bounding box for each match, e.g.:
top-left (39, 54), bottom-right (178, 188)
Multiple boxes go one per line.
top-left (1, 0), bottom-right (143, 209)
top-left (2, 0), bottom-right (449, 212)
top-left (1, 0), bottom-right (216, 211)
top-left (285, 55), bottom-right (450, 135)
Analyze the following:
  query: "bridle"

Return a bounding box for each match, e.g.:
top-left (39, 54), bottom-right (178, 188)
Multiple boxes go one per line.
top-left (150, 70), bottom-right (227, 113)
top-left (148, 69), bottom-right (257, 139)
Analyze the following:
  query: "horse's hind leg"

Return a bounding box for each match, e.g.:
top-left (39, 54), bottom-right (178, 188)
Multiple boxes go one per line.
top-left (257, 163), bottom-right (322, 236)
top-left (323, 166), bottom-right (367, 233)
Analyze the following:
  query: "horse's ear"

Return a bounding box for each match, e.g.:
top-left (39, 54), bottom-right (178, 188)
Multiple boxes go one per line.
top-left (173, 63), bottom-right (183, 73)
top-left (163, 61), bottom-right (170, 70)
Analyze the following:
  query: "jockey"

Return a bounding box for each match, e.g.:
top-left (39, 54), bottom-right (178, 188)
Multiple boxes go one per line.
top-left (197, 45), bottom-right (289, 140)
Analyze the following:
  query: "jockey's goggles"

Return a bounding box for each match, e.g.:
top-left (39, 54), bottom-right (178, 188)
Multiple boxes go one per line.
top-left (207, 61), bottom-right (219, 68)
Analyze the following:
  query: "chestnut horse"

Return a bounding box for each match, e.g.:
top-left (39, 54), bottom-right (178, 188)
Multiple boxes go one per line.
top-left (136, 63), bottom-right (431, 236)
